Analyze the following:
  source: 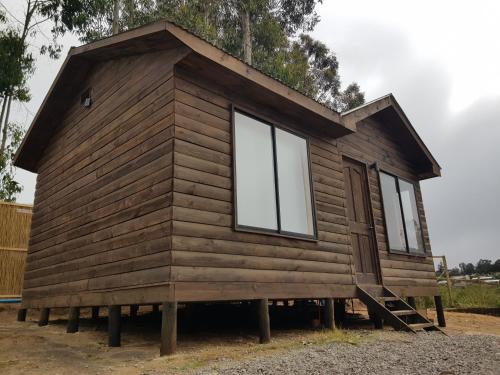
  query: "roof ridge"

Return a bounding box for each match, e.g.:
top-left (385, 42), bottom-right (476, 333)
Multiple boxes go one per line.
top-left (73, 18), bottom-right (341, 116)
top-left (165, 20), bottom-right (342, 114)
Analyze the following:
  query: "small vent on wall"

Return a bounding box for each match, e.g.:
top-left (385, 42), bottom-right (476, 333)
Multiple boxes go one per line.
top-left (81, 88), bottom-right (93, 108)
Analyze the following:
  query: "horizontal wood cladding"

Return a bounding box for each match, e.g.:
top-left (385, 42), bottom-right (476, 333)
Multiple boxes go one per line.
top-left (174, 282), bottom-right (357, 301)
top-left (22, 49), bottom-right (181, 307)
top-left (169, 68), bottom-right (437, 297)
top-left (22, 283), bottom-right (175, 309)
top-left (170, 69), bottom-right (356, 300)
top-left (22, 49), bottom-right (439, 307)
top-left (338, 118), bottom-right (437, 293)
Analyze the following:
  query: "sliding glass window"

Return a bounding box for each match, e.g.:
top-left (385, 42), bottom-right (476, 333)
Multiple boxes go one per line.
top-left (379, 172), bottom-right (425, 254)
top-left (234, 110), bottom-right (315, 238)
top-left (234, 112), bottom-right (278, 230)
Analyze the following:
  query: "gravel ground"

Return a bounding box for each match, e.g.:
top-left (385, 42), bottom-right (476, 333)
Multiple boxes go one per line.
top-left (196, 332), bottom-right (500, 375)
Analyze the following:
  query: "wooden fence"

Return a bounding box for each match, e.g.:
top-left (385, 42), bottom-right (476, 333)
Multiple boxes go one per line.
top-left (0, 201), bottom-right (32, 298)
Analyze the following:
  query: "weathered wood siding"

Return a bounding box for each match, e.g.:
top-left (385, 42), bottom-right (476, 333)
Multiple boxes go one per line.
top-left (170, 65), bottom-right (437, 300)
top-left (21, 48), bottom-right (437, 307)
top-left (338, 117), bottom-right (437, 296)
top-left (170, 68), bottom-right (358, 302)
top-left (21, 49), bottom-right (185, 308)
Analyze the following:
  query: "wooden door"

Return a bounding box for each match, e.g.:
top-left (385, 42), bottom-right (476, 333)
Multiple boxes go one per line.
top-left (342, 157), bottom-right (379, 284)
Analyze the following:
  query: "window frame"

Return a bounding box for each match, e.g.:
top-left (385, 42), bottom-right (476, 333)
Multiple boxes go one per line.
top-left (232, 106), bottom-right (318, 241)
top-left (377, 167), bottom-right (427, 257)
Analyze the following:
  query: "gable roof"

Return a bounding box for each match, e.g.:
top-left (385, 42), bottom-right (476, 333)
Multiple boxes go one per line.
top-left (14, 20), bottom-right (440, 180)
top-left (14, 21), bottom-right (351, 172)
top-left (341, 94), bottom-right (441, 178)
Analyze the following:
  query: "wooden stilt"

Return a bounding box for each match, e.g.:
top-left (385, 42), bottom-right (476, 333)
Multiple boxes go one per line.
top-left (91, 306), bottom-right (99, 321)
top-left (324, 298), bottom-right (335, 330)
top-left (17, 308), bottom-right (27, 322)
top-left (368, 308), bottom-right (383, 329)
top-left (434, 295), bottom-right (446, 327)
top-left (108, 305), bottom-right (121, 347)
top-left (160, 301), bottom-right (177, 356)
top-left (407, 296), bottom-right (417, 309)
top-left (130, 304), bottom-right (139, 319)
top-left (38, 308), bottom-right (50, 326)
top-left (67, 307), bottom-right (80, 333)
top-left (373, 314), bottom-right (384, 329)
top-left (334, 299), bottom-right (346, 326)
top-left (257, 298), bottom-right (270, 344)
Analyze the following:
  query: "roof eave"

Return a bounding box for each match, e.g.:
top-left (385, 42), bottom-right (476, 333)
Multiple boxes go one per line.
top-left (341, 94), bottom-right (441, 179)
top-left (14, 50), bottom-right (76, 172)
top-left (164, 22), bottom-right (346, 130)
top-left (15, 21), bottom-right (351, 172)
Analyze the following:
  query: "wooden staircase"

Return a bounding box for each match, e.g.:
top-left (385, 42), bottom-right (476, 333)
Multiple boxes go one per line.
top-left (356, 285), bottom-right (445, 334)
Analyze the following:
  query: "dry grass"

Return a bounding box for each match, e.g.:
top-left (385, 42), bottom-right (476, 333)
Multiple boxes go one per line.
top-left (1, 305), bottom-right (498, 375)
top-left (417, 285), bottom-right (500, 309)
top-left (156, 329), bottom-right (365, 373)
top-left (0, 201), bottom-right (32, 296)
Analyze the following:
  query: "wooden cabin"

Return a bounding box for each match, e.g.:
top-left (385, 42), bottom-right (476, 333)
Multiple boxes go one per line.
top-left (14, 21), bottom-right (445, 354)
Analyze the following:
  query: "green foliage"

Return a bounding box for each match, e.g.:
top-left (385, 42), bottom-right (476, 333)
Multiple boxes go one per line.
top-left (0, 1), bottom-right (47, 202)
top-left (0, 28), bottom-right (34, 100)
top-left (0, 121), bottom-right (25, 202)
top-left (455, 259), bottom-right (500, 275)
top-left (44, 0), bottom-right (365, 112)
top-left (476, 259), bottom-right (493, 274)
top-left (459, 262), bottom-right (476, 275)
top-left (335, 83), bottom-right (365, 112)
top-left (418, 285), bottom-right (500, 309)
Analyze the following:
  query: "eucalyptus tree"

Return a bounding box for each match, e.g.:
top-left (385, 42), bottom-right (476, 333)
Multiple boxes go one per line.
top-left (0, 0), bottom-right (61, 200)
top-left (44, 0), bottom-right (364, 111)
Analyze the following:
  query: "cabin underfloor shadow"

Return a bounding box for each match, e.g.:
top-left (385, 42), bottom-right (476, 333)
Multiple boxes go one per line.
top-left (17, 296), bottom-right (446, 354)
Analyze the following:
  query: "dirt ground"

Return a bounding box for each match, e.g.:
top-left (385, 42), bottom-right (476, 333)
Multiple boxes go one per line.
top-left (0, 304), bottom-right (499, 375)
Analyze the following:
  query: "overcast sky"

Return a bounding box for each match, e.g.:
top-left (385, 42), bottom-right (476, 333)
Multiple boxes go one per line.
top-left (4, 1), bottom-right (500, 267)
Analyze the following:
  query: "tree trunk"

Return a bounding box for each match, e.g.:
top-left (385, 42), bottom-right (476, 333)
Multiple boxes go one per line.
top-left (203, 1), bottom-right (210, 24)
top-left (0, 97), bottom-right (7, 152)
top-left (0, 96), bottom-right (12, 156)
top-left (112, 0), bottom-right (120, 35)
top-left (242, 10), bottom-right (252, 65)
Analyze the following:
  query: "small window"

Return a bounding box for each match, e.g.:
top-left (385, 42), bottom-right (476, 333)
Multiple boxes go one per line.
top-left (379, 172), bottom-right (425, 254)
top-left (234, 110), bottom-right (315, 238)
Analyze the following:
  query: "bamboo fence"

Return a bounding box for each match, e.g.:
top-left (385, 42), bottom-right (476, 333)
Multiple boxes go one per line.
top-left (0, 201), bottom-right (32, 298)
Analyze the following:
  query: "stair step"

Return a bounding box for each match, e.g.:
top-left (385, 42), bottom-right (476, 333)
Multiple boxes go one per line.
top-left (392, 310), bottom-right (417, 316)
top-left (378, 297), bottom-right (400, 302)
top-left (409, 322), bottom-right (435, 330)
top-left (357, 285), bottom-right (446, 335)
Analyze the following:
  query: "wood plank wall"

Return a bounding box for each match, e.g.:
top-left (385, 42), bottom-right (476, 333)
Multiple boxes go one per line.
top-left (170, 68), bottom-right (359, 302)
top-left (338, 118), bottom-right (438, 296)
top-left (21, 48), bottom-right (437, 308)
top-left (171, 65), bottom-right (437, 300)
top-left (21, 49), bottom-right (186, 308)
